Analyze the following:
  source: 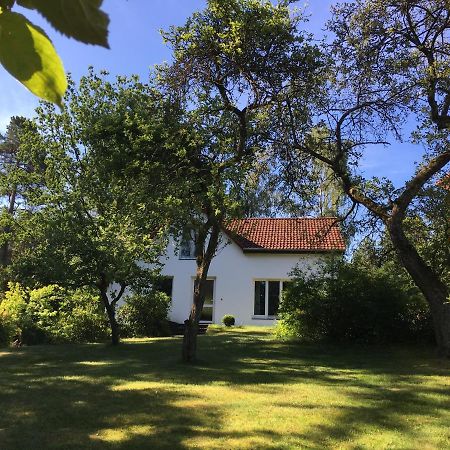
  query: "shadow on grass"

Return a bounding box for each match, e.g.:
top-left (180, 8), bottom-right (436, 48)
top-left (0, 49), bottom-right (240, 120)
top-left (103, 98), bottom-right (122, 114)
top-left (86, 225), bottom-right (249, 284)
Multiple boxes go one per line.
top-left (0, 330), bottom-right (449, 449)
top-left (0, 344), bottom-right (221, 449)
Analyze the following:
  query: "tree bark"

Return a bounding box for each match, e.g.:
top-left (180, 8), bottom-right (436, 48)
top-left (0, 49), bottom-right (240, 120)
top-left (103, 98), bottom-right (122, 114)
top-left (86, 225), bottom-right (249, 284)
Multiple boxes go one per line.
top-left (98, 275), bottom-right (121, 346)
top-left (0, 188), bottom-right (16, 290)
top-left (386, 216), bottom-right (450, 356)
top-left (182, 279), bottom-right (203, 362)
top-left (100, 289), bottom-right (120, 346)
top-left (182, 219), bottom-right (221, 362)
top-left (182, 268), bottom-right (209, 362)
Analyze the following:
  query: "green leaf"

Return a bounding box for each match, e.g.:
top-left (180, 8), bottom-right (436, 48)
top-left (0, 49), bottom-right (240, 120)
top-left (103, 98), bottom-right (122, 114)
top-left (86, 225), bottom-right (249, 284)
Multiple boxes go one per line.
top-left (0, 11), bottom-right (67, 106)
top-left (17, 0), bottom-right (109, 48)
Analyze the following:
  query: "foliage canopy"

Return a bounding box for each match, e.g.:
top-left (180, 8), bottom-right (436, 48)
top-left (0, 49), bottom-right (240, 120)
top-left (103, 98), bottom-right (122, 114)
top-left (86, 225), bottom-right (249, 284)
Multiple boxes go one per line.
top-left (0, 0), bottom-right (109, 105)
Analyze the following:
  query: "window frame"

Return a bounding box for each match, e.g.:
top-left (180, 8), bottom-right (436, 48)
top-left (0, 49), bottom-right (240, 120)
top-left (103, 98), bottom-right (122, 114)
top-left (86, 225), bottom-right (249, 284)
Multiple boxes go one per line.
top-left (252, 279), bottom-right (290, 319)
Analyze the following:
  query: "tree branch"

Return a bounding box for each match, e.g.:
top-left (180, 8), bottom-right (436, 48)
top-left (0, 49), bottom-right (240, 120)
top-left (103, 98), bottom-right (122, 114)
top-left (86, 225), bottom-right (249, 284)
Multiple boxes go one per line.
top-left (394, 149), bottom-right (450, 216)
top-left (111, 282), bottom-right (127, 307)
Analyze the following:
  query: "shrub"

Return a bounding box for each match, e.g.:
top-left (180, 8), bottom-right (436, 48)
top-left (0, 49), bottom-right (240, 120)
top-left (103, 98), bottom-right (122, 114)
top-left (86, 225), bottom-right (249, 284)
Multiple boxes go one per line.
top-left (117, 290), bottom-right (170, 338)
top-left (0, 283), bottom-right (28, 324)
top-left (222, 314), bottom-right (235, 327)
top-left (0, 318), bottom-right (14, 346)
top-left (0, 283), bottom-right (108, 345)
top-left (20, 321), bottom-right (50, 345)
top-left (51, 290), bottom-right (108, 343)
top-left (0, 321), bottom-right (6, 346)
top-left (25, 285), bottom-right (66, 344)
top-left (277, 261), bottom-right (433, 344)
top-left (0, 283), bottom-right (31, 344)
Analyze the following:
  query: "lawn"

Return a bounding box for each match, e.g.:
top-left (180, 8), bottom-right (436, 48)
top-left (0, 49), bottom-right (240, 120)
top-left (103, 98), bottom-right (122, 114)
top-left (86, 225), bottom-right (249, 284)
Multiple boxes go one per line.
top-left (0, 328), bottom-right (449, 450)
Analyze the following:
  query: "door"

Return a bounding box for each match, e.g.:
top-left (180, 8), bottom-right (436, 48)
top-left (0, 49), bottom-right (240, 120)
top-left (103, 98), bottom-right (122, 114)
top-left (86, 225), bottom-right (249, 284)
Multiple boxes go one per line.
top-left (198, 279), bottom-right (215, 323)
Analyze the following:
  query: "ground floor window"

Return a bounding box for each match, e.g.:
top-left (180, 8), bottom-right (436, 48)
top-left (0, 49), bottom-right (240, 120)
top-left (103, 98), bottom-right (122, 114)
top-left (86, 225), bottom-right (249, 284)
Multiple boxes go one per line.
top-left (199, 279), bottom-right (214, 322)
top-left (153, 276), bottom-right (173, 299)
top-left (253, 280), bottom-right (291, 318)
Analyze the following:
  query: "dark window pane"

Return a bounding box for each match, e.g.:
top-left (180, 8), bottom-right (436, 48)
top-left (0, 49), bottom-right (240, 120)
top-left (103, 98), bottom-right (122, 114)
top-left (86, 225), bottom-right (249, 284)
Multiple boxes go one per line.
top-left (254, 281), bottom-right (266, 315)
top-left (180, 239), bottom-right (193, 258)
top-left (200, 305), bottom-right (213, 322)
top-left (153, 277), bottom-right (173, 299)
top-left (204, 279), bottom-right (214, 304)
top-left (268, 281), bottom-right (280, 316)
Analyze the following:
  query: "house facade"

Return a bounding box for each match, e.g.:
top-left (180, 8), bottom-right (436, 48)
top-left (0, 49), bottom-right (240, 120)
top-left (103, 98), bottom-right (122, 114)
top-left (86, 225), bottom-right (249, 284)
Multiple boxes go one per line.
top-left (160, 218), bottom-right (345, 326)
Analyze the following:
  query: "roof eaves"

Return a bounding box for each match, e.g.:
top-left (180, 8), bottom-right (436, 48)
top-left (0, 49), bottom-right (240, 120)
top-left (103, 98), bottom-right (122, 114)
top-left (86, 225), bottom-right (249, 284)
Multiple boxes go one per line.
top-left (242, 247), bottom-right (345, 254)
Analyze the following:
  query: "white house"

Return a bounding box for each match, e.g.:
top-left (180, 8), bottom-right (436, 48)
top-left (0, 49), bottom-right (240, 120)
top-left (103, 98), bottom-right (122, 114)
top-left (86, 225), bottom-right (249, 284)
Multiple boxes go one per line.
top-left (159, 218), bottom-right (345, 326)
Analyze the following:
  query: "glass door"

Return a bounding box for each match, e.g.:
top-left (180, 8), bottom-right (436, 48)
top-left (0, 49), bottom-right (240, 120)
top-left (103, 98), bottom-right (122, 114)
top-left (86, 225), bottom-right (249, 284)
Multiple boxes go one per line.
top-left (199, 279), bottom-right (215, 323)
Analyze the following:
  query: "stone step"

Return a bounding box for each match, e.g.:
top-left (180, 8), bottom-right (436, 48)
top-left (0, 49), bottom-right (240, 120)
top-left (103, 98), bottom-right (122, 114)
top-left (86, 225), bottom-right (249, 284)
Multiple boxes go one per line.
top-left (168, 321), bottom-right (209, 336)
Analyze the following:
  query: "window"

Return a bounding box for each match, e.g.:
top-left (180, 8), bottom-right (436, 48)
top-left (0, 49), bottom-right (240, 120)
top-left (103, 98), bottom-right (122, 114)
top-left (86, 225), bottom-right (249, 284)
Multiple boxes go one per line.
top-left (254, 281), bottom-right (266, 315)
top-left (179, 237), bottom-right (195, 259)
top-left (199, 279), bottom-right (215, 322)
top-left (153, 276), bottom-right (173, 299)
top-left (268, 281), bottom-right (280, 316)
top-left (253, 280), bottom-right (290, 318)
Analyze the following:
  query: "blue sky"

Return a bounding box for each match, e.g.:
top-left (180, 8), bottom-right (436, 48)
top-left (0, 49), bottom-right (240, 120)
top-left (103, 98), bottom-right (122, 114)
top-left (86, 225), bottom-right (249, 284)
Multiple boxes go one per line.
top-left (0, 0), bottom-right (424, 187)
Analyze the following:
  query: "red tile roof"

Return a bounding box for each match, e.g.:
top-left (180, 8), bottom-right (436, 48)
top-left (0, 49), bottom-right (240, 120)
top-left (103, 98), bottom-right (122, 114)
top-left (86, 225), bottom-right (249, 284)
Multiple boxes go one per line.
top-left (224, 218), bottom-right (346, 253)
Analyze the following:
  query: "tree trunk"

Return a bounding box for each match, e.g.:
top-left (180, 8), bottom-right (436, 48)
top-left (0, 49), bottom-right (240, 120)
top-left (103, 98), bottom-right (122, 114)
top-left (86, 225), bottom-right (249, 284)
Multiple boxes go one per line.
top-left (387, 217), bottom-right (450, 356)
top-left (0, 241), bottom-right (10, 268)
top-left (182, 220), bottom-right (220, 362)
top-left (182, 295), bottom-right (201, 362)
top-left (0, 188), bottom-right (16, 290)
top-left (182, 262), bottom-right (212, 362)
top-left (100, 289), bottom-right (120, 346)
top-left (0, 238), bottom-right (11, 291)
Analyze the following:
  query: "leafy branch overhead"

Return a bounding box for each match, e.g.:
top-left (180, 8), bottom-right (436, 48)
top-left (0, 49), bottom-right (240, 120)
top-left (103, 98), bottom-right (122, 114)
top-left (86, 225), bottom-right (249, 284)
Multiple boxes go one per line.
top-left (0, 0), bottom-right (109, 106)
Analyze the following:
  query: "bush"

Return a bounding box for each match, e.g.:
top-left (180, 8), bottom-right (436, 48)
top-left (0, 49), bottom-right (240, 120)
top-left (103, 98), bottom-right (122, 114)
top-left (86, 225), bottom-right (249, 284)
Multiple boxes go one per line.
top-left (117, 290), bottom-right (170, 337)
top-left (0, 318), bottom-right (14, 346)
top-left (0, 283), bottom-right (31, 344)
top-left (47, 289), bottom-right (108, 343)
top-left (0, 283), bottom-right (108, 345)
top-left (277, 261), bottom-right (433, 344)
top-left (20, 321), bottom-right (50, 345)
top-left (222, 314), bottom-right (235, 327)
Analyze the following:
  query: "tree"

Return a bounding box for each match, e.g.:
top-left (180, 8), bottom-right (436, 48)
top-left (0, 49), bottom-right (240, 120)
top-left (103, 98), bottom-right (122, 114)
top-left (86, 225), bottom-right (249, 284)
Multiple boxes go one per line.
top-left (0, 0), bottom-right (109, 105)
top-left (352, 174), bottom-right (450, 297)
top-left (231, 155), bottom-right (288, 218)
top-left (160, 0), bottom-right (323, 361)
top-left (11, 71), bottom-right (187, 345)
top-left (0, 116), bottom-right (39, 287)
top-left (412, 181), bottom-right (450, 287)
top-left (272, 1), bottom-right (450, 354)
top-left (0, 117), bottom-right (23, 272)
top-left (230, 151), bottom-right (331, 218)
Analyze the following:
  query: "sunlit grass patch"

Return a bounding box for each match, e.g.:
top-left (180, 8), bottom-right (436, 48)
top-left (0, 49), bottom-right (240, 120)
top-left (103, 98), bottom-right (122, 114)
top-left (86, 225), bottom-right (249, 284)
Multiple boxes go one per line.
top-left (90, 424), bottom-right (156, 443)
top-left (75, 360), bottom-right (115, 366)
top-left (111, 380), bottom-right (172, 391)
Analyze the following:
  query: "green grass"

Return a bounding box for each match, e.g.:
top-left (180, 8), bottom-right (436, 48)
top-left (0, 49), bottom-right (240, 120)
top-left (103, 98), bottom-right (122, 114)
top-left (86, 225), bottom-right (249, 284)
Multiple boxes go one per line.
top-left (0, 327), bottom-right (449, 449)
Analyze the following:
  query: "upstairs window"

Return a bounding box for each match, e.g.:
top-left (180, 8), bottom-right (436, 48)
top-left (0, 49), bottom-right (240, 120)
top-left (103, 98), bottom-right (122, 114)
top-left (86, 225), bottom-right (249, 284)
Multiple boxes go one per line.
top-left (179, 237), bottom-right (196, 259)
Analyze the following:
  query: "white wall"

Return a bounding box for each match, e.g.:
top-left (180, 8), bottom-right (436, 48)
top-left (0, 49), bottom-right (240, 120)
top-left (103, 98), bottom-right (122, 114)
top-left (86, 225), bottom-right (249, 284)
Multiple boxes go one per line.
top-left (161, 234), bottom-right (326, 326)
